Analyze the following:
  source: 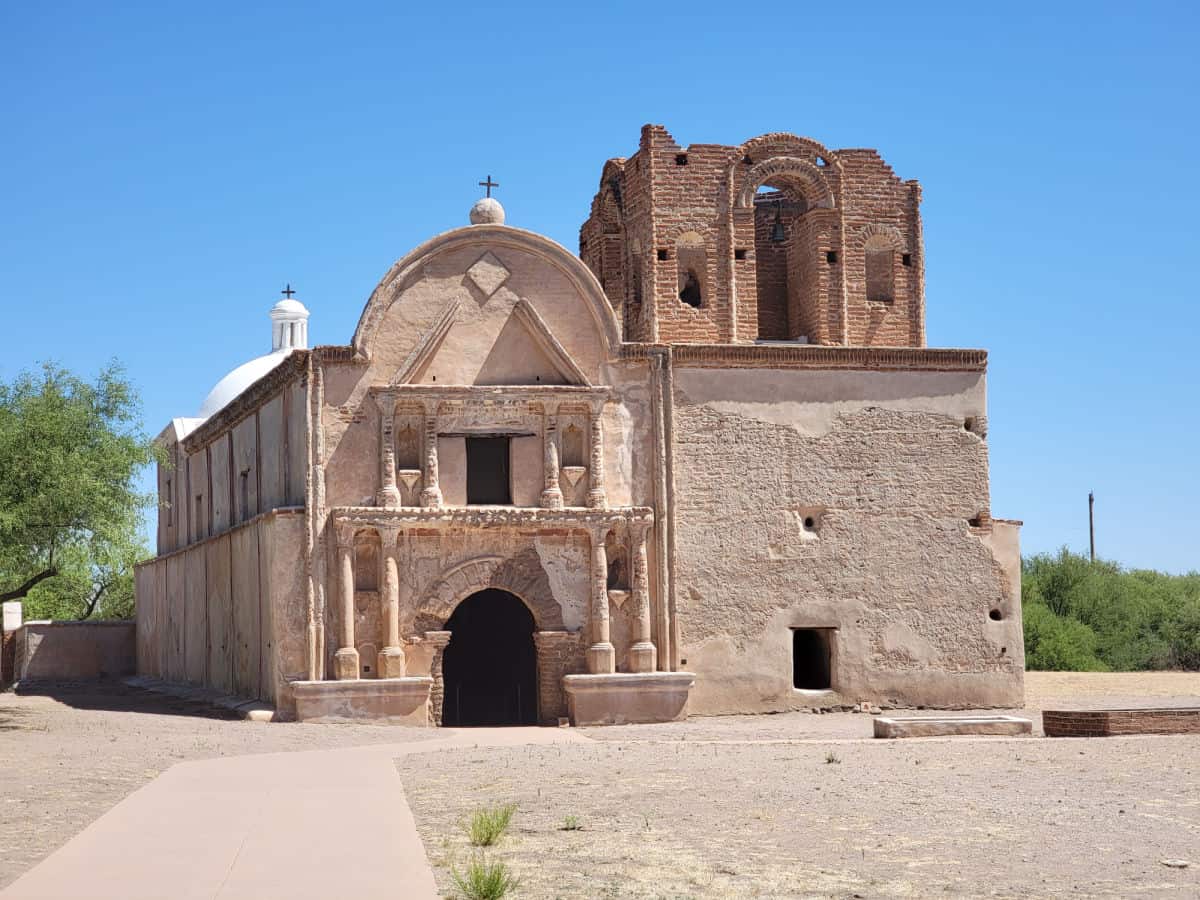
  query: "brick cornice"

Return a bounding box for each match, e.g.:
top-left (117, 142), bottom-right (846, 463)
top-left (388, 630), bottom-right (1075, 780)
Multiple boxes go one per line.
top-left (619, 343), bottom-right (986, 372)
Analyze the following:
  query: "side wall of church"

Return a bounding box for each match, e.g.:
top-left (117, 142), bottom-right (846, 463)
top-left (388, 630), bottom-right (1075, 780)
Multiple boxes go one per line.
top-left (155, 369), bottom-right (307, 556)
top-left (135, 508), bottom-right (307, 719)
top-left (670, 365), bottom-right (1024, 711)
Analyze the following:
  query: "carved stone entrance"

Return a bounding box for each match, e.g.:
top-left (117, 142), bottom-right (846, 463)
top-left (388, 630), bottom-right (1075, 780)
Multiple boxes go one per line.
top-left (441, 589), bottom-right (537, 726)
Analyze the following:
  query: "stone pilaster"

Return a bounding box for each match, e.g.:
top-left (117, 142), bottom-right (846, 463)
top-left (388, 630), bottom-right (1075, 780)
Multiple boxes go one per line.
top-left (376, 391), bottom-right (401, 508)
top-left (628, 522), bottom-right (657, 673)
top-left (586, 526), bottom-right (615, 673)
top-left (333, 525), bottom-right (359, 680)
top-left (419, 405), bottom-right (442, 508)
top-left (586, 402), bottom-right (607, 509)
top-left (541, 403), bottom-right (564, 509)
top-left (424, 630), bottom-right (453, 725)
top-left (377, 525), bottom-right (405, 678)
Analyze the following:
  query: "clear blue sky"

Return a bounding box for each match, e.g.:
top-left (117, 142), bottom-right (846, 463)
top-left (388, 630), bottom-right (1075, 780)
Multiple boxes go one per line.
top-left (2, 2), bottom-right (1197, 573)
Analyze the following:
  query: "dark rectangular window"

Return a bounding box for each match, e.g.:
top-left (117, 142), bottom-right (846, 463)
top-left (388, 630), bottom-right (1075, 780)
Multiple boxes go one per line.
top-left (466, 437), bottom-right (511, 505)
top-left (792, 628), bottom-right (832, 690)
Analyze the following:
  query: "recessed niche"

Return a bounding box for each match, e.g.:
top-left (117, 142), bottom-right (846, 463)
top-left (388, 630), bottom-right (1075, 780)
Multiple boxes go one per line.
top-left (657, 248), bottom-right (669, 261)
top-left (675, 153), bottom-right (688, 166)
top-left (826, 250), bottom-right (838, 265)
top-left (734, 248), bottom-right (748, 260)
top-left (989, 609), bottom-right (1004, 622)
top-left (795, 507), bottom-right (825, 539)
top-left (902, 253), bottom-right (913, 267)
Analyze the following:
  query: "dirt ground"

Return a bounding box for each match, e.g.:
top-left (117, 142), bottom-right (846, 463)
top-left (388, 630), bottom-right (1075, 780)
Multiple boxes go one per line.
top-left (0, 680), bottom-right (437, 890)
top-left (2, 672), bottom-right (1198, 897)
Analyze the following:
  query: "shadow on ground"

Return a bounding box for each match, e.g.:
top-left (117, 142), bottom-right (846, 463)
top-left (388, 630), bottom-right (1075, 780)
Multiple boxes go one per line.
top-left (11, 679), bottom-right (241, 719)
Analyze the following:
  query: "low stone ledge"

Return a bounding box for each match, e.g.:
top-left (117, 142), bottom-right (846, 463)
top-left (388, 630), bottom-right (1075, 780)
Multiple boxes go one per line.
top-left (563, 672), bottom-right (695, 726)
top-left (873, 715), bottom-right (1033, 739)
top-left (1043, 708), bottom-right (1200, 737)
top-left (123, 676), bottom-right (277, 721)
top-left (291, 677), bottom-right (433, 725)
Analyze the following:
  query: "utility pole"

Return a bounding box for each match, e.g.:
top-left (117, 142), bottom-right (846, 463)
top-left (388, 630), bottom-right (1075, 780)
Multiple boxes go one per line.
top-left (1088, 491), bottom-right (1096, 562)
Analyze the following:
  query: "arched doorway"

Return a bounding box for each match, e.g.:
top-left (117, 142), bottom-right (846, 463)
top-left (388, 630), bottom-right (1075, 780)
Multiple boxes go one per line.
top-left (442, 589), bottom-right (537, 726)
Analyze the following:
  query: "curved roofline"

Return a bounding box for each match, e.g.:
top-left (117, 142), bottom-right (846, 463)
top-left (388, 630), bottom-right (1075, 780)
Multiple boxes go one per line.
top-left (351, 224), bottom-right (621, 360)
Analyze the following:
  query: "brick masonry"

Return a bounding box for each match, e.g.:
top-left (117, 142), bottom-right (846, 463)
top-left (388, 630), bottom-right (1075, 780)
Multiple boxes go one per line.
top-left (581, 125), bottom-right (923, 348)
top-left (1042, 708), bottom-right (1200, 737)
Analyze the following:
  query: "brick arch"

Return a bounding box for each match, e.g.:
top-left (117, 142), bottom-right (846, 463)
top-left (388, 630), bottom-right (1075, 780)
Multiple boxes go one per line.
top-left (414, 550), bottom-right (564, 634)
top-left (858, 223), bottom-right (906, 251)
top-left (736, 157), bottom-right (835, 210)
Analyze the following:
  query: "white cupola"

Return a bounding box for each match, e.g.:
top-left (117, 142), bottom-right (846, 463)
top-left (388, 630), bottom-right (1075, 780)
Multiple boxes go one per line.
top-left (270, 289), bottom-right (310, 351)
top-left (195, 288), bottom-right (312, 421)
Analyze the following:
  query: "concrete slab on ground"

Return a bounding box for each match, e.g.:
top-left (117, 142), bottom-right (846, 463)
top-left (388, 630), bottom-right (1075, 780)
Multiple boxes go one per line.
top-left (1, 727), bottom-right (584, 900)
top-left (874, 715), bottom-right (1033, 738)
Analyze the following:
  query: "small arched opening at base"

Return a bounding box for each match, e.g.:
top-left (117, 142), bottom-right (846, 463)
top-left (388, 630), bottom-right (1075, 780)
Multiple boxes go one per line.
top-left (442, 588), bottom-right (538, 726)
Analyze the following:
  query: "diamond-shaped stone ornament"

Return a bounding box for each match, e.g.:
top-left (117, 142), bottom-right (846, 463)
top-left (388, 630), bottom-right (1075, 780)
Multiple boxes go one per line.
top-left (466, 252), bottom-right (510, 300)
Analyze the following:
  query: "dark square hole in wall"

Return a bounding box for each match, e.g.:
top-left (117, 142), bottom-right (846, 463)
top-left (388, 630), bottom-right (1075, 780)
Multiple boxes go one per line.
top-left (466, 437), bottom-right (511, 505)
top-left (793, 628), bottom-right (832, 690)
top-left (657, 248), bottom-right (669, 261)
top-left (902, 253), bottom-right (913, 267)
top-left (734, 248), bottom-right (748, 260)
top-left (826, 250), bottom-right (838, 265)
top-left (675, 153), bottom-right (688, 166)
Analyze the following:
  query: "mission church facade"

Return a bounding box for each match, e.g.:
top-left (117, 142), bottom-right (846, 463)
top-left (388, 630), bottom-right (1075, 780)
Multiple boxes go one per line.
top-left (135, 125), bottom-right (1024, 725)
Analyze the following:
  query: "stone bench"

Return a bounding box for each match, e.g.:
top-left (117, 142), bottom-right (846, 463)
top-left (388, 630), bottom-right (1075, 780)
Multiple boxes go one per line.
top-left (873, 715), bottom-right (1033, 738)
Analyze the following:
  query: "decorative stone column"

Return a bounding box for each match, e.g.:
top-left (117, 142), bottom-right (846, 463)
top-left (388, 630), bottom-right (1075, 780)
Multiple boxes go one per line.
top-left (419, 405), bottom-right (442, 508)
top-left (377, 525), bottom-right (406, 678)
top-left (333, 525), bottom-right (359, 680)
top-left (376, 391), bottom-right (401, 508)
top-left (540, 403), bottom-right (563, 509)
top-left (586, 526), bottom-right (615, 673)
top-left (586, 401), bottom-right (607, 509)
top-left (628, 522), bottom-right (657, 673)
top-left (424, 630), bottom-right (453, 725)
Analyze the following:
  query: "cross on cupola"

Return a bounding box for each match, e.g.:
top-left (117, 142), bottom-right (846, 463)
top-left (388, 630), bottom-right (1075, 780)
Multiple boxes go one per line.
top-left (478, 175), bottom-right (499, 198)
top-left (281, 284), bottom-right (296, 298)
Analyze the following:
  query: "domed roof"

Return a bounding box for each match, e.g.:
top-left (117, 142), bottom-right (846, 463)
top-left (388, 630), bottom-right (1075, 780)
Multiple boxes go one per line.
top-left (197, 350), bottom-right (292, 419)
top-left (271, 298), bottom-right (309, 316)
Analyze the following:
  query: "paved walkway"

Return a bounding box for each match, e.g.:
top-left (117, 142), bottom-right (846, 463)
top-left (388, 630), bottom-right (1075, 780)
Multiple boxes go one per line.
top-left (2, 727), bottom-right (585, 900)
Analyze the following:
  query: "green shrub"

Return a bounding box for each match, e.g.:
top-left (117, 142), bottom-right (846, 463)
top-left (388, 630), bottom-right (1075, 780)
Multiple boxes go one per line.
top-left (560, 815), bottom-right (582, 831)
top-left (451, 853), bottom-right (519, 900)
top-left (1022, 549), bottom-right (1200, 671)
top-left (465, 803), bottom-right (517, 847)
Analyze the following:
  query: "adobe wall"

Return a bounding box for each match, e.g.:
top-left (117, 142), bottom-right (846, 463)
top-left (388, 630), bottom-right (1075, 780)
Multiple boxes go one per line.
top-left (135, 508), bottom-right (306, 718)
top-left (16, 621), bottom-right (135, 681)
top-left (670, 365), bottom-right (1023, 711)
top-left (156, 361), bottom-right (307, 555)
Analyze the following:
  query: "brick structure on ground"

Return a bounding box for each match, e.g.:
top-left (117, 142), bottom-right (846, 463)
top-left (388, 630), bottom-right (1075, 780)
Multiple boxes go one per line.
top-left (1043, 708), bottom-right (1200, 737)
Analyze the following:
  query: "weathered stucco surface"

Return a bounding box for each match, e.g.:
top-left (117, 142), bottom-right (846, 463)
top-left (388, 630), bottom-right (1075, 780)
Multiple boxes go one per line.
top-left (672, 367), bottom-right (1022, 711)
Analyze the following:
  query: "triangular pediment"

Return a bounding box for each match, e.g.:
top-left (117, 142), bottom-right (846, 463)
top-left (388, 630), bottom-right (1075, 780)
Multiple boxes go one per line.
top-left (390, 296), bottom-right (590, 386)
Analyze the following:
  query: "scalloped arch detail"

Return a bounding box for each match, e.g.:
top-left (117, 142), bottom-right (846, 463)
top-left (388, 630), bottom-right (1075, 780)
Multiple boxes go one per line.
top-left (414, 551), bottom-right (564, 633)
top-left (736, 157), bottom-right (835, 210)
top-left (351, 225), bottom-right (621, 360)
top-left (858, 222), bottom-right (906, 250)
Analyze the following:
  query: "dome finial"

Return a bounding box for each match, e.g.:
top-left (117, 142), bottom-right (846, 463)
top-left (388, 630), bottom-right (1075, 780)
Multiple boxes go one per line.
top-left (469, 174), bottom-right (505, 225)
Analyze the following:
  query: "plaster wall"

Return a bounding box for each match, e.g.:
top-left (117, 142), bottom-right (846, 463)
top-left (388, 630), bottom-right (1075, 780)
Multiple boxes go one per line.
top-left (135, 509), bottom-right (305, 717)
top-left (671, 366), bottom-right (1022, 711)
top-left (17, 621), bottom-right (136, 681)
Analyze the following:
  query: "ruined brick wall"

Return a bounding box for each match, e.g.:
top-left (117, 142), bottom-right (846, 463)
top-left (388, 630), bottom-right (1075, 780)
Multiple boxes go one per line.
top-left (669, 364), bottom-right (1023, 712)
top-left (1043, 708), bottom-right (1200, 737)
top-left (580, 125), bottom-right (925, 347)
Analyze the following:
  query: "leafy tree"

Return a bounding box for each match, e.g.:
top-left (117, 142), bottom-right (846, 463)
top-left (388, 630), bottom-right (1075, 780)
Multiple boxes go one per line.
top-left (0, 362), bottom-right (158, 619)
top-left (1022, 548), bottom-right (1200, 671)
